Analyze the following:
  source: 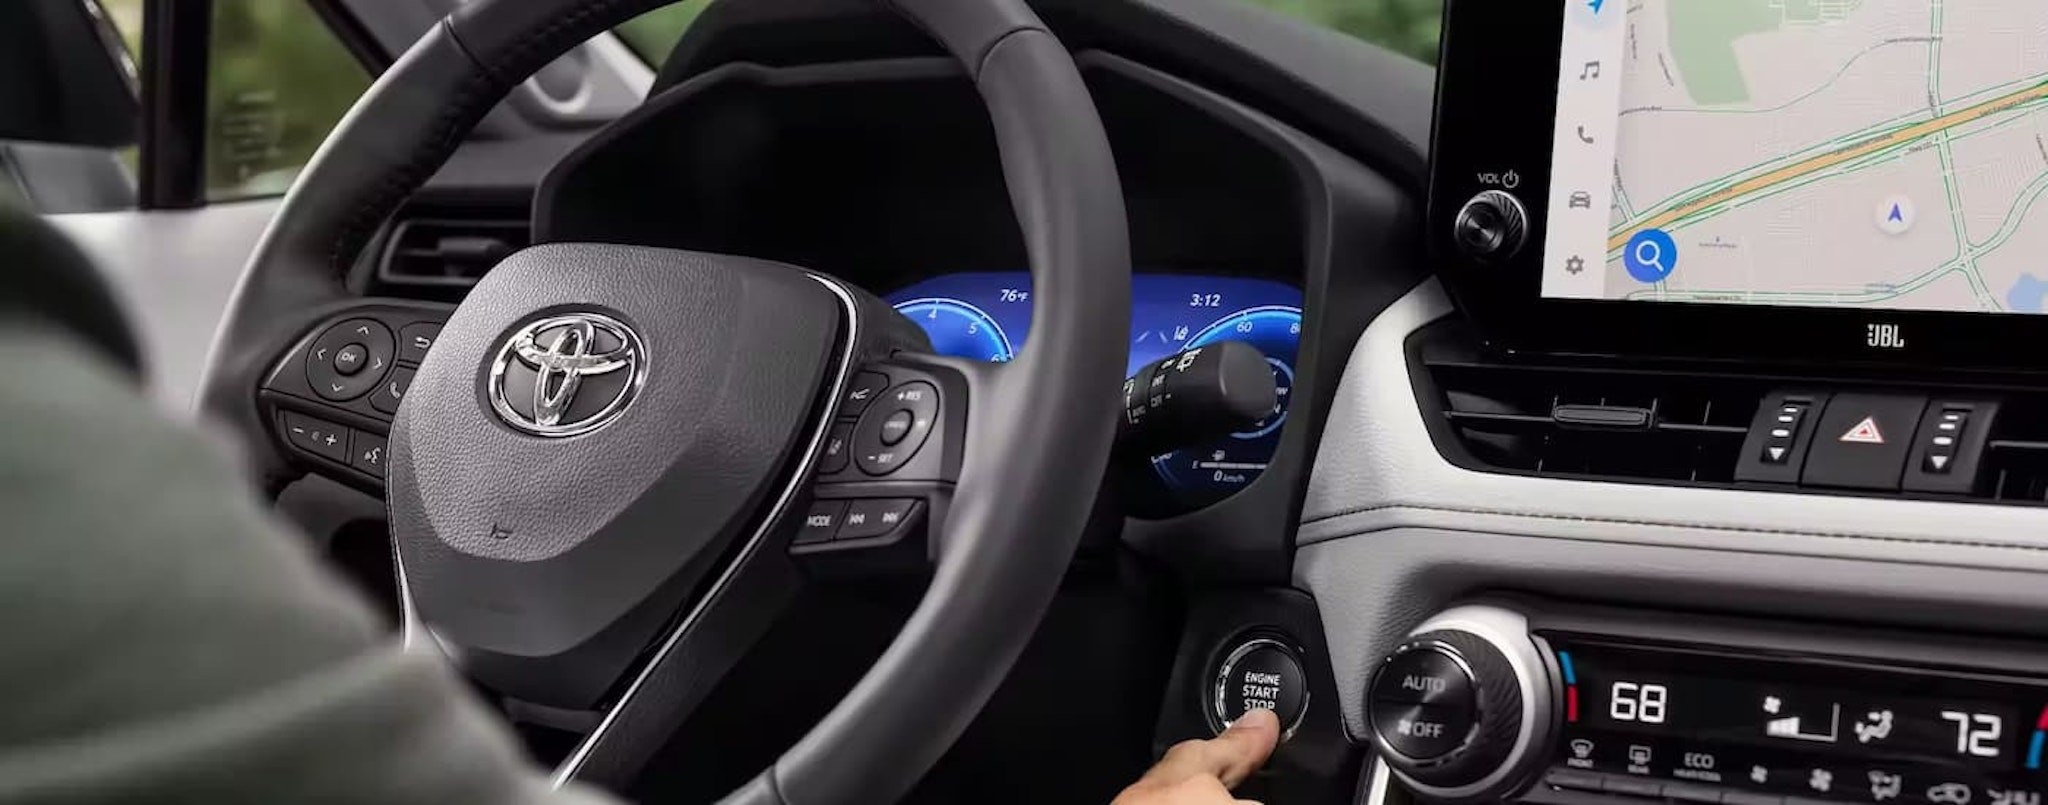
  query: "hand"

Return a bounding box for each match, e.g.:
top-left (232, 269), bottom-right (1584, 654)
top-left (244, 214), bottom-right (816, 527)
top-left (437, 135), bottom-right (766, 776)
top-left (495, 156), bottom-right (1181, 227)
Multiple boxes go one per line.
top-left (1112, 708), bottom-right (1281, 805)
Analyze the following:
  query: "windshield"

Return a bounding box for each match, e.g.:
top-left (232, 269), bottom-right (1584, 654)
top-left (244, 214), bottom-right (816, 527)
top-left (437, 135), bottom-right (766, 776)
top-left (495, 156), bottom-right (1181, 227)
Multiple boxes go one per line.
top-left (616, 0), bottom-right (1444, 67)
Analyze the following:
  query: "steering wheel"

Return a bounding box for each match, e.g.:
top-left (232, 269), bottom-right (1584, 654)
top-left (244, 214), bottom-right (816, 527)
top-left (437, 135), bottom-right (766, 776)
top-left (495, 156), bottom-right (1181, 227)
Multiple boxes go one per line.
top-left (195, 0), bottom-right (1129, 801)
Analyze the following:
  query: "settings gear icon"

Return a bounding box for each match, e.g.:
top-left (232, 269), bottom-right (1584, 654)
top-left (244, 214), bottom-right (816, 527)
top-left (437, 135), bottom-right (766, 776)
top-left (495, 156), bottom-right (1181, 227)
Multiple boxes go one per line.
top-left (1565, 255), bottom-right (1587, 275)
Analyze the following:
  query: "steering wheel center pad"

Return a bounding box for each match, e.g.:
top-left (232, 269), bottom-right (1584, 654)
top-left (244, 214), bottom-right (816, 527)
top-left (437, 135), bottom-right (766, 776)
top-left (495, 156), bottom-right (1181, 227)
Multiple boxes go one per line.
top-left (388, 245), bottom-right (843, 703)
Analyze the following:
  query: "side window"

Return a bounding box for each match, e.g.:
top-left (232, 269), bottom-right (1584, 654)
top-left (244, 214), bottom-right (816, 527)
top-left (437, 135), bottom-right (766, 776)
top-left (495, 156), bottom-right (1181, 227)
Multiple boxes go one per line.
top-left (614, 2), bottom-right (709, 69)
top-left (101, 0), bottom-right (371, 202)
top-left (1241, 0), bottom-right (1443, 64)
top-left (611, 1), bottom-right (1443, 68)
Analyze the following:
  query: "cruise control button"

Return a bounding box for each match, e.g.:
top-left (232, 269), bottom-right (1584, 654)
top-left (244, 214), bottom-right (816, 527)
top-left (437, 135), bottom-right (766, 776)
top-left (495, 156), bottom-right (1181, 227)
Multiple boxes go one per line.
top-left (1371, 646), bottom-right (1475, 708)
top-left (854, 382), bottom-right (939, 476)
top-left (878, 410), bottom-right (915, 445)
top-left (841, 371), bottom-right (890, 417)
top-left (333, 344), bottom-right (368, 376)
top-left (1372, 701), bottom-right (1473, 760)
top-left (397, 322), bottom-right (441, 364)
top-left (351, 431), bottom-right (388, 478)
top-left (838, 498), bottom-right (918, 540)
top-left (370, 367), bottom-right (414, 415)
top-left (795, 500), bottom-right (847, 545)
top-left (820, 423), bottom-right (852, 475)
top-left (281, 411), bottom-right (350, 463)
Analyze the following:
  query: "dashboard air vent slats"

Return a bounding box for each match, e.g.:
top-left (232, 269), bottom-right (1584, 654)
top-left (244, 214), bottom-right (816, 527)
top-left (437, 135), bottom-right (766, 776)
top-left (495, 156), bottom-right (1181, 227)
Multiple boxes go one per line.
top-left (1424, 358), bottom-right (1762, 484)
top-left (377, 217), bottom-right (529, 289)
top-left (1416, 322), bottom-right (2048, 506)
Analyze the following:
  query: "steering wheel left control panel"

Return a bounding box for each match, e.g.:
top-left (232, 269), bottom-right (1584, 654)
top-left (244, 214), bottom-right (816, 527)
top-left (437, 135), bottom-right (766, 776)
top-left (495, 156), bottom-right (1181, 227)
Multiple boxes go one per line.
top-left (259, 303), bottom-right (453, 491)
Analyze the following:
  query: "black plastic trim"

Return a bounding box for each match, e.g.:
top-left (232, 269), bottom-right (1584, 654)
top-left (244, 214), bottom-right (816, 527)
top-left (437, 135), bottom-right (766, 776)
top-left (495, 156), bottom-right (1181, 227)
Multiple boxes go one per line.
top-left (137, 0), bottom-right (209, 209)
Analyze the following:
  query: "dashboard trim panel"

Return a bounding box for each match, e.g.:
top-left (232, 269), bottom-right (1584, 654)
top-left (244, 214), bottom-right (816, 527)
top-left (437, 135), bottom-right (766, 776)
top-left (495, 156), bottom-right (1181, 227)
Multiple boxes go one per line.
top-left (1297, 281), bottom-right (2048, 742)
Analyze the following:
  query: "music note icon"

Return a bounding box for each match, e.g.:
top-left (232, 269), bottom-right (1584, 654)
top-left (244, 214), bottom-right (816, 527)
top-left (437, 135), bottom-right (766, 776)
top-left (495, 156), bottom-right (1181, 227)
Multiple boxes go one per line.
top-left (1580, 61), bottom-right (1602, 80)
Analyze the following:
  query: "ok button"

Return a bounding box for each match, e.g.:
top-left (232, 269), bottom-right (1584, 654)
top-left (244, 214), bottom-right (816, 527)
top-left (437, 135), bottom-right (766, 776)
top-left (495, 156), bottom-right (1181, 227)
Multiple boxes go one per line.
top-left (334, 343), bottom-right (368, 376)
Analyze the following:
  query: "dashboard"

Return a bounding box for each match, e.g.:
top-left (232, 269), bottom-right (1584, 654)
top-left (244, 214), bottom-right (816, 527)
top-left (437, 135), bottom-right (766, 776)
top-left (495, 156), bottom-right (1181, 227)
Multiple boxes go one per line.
top-left (884, 271), bottom-right (1303, 509)
top-left (266, 0), bottom-right (2048, 803)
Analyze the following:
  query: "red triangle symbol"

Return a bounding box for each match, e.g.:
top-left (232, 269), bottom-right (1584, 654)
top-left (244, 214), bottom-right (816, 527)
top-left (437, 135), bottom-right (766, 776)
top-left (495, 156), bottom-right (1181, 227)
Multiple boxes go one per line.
top-left (1839, 416), bottom-right (1885, 444)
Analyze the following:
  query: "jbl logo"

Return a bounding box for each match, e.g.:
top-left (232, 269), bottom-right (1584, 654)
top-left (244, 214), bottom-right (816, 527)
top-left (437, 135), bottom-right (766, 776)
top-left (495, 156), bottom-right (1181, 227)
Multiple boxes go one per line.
top-left (1866, 323), bottom-right (1906, 349)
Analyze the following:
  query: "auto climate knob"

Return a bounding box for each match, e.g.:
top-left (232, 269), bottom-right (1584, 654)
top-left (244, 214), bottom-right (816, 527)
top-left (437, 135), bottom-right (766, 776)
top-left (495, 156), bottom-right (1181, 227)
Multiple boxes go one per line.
top-left (1365, 606), bottom-right (1553, 803)
top-left (1452, 190), bottom-right (1530, 262)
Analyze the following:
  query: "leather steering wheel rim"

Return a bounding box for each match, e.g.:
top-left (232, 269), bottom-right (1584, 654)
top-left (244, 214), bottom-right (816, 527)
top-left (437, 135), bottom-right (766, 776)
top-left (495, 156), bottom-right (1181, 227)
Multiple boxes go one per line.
top-left (195, 1), bottom-right (1130, 803)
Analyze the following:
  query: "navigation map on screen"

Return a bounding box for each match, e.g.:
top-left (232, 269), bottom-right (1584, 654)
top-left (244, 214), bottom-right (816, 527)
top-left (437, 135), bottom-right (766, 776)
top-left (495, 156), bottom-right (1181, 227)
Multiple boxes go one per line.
top-left (1540, 0), bottom-right (2048, 314)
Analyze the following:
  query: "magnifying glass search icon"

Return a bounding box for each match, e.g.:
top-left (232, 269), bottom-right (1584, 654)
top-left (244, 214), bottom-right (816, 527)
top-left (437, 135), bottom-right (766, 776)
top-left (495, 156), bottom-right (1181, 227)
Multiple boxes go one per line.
top-left (1624, 228), bottom-right (1678, 283)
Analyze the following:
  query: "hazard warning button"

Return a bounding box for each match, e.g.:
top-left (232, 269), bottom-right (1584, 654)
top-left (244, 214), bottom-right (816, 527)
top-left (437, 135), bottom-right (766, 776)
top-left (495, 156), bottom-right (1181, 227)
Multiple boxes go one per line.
top-left (1800, 393), bottom-right (1928, 491)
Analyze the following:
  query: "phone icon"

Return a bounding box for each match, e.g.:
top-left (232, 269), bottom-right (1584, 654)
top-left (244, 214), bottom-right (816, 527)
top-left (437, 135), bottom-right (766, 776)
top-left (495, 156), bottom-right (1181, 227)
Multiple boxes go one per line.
top-left (1577, 125), bottom-right (1596, 144)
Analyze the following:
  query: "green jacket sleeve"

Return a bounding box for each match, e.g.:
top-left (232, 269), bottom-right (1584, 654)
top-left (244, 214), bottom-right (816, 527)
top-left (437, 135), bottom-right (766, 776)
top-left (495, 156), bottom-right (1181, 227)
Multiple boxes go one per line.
top-left (0, 322), bottom-right (619, 805)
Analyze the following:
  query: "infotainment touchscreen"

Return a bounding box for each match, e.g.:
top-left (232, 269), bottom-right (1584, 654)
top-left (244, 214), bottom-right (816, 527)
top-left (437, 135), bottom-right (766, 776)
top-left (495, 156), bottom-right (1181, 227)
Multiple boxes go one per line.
top-left (1537, 0), bottom-right (2048, 316)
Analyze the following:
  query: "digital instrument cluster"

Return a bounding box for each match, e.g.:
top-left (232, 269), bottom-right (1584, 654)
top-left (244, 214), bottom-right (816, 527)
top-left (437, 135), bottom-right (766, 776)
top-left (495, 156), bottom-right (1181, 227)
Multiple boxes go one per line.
top-left (885, 271), bottom-right (1303, 509)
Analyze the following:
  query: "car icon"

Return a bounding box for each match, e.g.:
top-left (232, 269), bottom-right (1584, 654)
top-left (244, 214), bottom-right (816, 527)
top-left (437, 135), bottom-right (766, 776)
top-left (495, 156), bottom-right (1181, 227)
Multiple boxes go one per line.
top-left (1929, 783), bottom-right (1974, 804)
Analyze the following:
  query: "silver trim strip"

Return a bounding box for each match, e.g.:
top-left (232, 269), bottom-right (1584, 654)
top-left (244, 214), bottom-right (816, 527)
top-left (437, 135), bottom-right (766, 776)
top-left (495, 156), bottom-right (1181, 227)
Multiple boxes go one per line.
top-left (1365, 758), bottom-right (1395, 805)
top-left (548, 272), bottom-right (863, 786)
top-left (586, 32), bottom-right (655, 98)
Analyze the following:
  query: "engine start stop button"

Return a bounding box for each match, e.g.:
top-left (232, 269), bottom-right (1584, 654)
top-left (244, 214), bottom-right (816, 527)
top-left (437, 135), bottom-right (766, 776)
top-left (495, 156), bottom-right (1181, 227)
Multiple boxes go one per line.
top-left (1211, 636), bottom-right (1309, 739)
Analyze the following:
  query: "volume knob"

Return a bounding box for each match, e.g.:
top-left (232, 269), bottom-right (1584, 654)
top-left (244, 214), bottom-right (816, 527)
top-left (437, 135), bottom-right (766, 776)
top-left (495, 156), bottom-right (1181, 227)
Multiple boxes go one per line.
top-left (1452, 190), bottom-right (1530, 262)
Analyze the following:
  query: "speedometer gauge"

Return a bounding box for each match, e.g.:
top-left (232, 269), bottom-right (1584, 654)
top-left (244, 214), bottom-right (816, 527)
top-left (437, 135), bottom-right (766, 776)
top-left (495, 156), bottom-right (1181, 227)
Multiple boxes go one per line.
top-left (893, 297), bottom-right (1015, 362)
top-left (1152, 305), bottom-right (1302, 506)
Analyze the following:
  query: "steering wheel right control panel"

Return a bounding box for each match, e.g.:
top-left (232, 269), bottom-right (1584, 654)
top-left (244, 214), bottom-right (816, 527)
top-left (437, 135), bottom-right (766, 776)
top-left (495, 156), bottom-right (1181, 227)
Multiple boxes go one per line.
top-left (1364, 603), bottom-right (2048, 805)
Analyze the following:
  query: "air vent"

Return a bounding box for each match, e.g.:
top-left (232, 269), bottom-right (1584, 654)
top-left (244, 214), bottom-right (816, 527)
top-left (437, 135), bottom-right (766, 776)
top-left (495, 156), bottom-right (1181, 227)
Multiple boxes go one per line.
top-left (1984, 407), bottom-right (2048, 503)
top-left (1416, 323), bottom-right (2048, 505)
top-left (377, 217), bottom-right (529, 288)
top-left (1422, 353), bottom-right (1765, 484)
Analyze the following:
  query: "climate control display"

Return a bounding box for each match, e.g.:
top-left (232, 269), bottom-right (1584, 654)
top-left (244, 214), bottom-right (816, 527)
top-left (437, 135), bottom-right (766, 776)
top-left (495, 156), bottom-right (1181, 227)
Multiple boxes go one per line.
top-left (1548, 637), bottom-right (2048, 805)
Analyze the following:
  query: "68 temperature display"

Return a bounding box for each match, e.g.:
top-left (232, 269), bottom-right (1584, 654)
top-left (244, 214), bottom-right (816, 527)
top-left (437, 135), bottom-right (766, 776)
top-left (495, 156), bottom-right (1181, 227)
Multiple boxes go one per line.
top-left (1609, 681), bottom-right (1670, 724)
